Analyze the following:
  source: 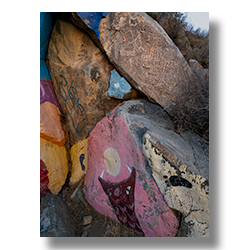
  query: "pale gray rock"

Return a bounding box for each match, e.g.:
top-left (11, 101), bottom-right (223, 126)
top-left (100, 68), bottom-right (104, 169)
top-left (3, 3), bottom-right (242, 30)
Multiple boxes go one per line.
top-left (142, 132), bottom-right (209, 237)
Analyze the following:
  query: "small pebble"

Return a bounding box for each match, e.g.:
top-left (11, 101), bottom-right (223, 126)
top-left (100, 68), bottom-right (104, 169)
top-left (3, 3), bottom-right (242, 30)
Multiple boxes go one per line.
top-left (82, 215), bottom-right (93, 226)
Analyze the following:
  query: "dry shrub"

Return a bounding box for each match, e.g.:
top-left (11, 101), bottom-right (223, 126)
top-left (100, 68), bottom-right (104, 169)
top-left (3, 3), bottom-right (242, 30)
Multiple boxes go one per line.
top-left (172, 70), bottom-right (209, 144)
top-left (148, 12), bottom-right (209, 143)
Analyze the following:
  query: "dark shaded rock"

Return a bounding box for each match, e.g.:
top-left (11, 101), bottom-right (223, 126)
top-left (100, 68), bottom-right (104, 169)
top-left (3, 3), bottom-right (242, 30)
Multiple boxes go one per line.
top-left (40, 193), bottom-right (76, 237)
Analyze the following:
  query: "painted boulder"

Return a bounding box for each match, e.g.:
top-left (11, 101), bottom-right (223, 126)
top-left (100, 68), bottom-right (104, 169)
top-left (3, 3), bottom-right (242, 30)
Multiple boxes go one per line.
top-left (40, 138), bottom-right (68, 196)
top-left (47, 19), bottom-right (121, 145)
top-left (84, 100), bottom-right (179, 237)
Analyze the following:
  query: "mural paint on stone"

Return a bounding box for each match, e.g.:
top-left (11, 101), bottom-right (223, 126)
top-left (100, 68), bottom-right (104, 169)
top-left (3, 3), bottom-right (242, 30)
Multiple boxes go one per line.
top-left (99, 166), bottom-right (144, 236)
top-left (84, 111), bottom-right (178, 237)
top-left (69, 138), bottom-right (88, 185)
top-left (76, 12), bottom-right (108, 40)
top-left (108, 69), bottom-right (132, 99)
top-left (40, 138), bottom-right (68, 195)
top-left (40, 79), bottom-right (61, 111)
top-left (40, 159), bottom-right (52, 197)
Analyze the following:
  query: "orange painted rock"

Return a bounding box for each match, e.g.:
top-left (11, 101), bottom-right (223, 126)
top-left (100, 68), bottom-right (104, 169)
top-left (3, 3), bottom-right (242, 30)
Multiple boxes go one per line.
top-left (47, 19), bottom-right (121, 145)
top-left (40, 79), bottom-right (66, 146)
top-left (84, 100), bottom-right (179, 237)
top-left (40, 138), bottom-right (68, 196)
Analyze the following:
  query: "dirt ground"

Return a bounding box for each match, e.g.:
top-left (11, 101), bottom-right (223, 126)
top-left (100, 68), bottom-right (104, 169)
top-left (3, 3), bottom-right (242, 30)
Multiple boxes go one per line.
top-left (57, 178), bottom-right (142, 237)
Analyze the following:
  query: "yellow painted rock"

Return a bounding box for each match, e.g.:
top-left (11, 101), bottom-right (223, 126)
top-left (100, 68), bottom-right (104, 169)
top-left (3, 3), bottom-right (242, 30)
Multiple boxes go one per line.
top-left (40, 137), bottom-right (68, 195)
top-left (69, 138), bottom-right (88, 185)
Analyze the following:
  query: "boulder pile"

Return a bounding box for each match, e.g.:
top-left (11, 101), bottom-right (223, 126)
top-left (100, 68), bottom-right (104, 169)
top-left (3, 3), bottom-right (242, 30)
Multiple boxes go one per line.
top-left (40, 12), bottom-right (209, 237)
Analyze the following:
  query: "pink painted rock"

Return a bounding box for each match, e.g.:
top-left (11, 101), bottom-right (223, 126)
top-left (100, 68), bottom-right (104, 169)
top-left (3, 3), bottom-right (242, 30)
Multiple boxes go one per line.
top-left (84, 100), bottom-right (179, 237)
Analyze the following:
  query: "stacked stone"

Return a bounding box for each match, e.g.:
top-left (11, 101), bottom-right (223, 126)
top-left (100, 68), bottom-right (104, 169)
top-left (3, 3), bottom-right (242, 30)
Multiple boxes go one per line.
top-left (40, 12), bottom-right (209, 237)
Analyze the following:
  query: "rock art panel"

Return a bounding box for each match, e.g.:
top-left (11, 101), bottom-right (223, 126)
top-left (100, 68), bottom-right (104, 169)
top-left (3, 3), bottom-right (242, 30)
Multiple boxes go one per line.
top-left (142, 132), bottom-right (209, 237)
top-left (48, 19), bottom-right (121, 145)
top-left (84, 100), bottom-right (179, 237)
top-left (69, 138), bottom-right (88, 185)
top-left (40, 138), bottom-right (68, 195)
top-left (96, 12), bottom-right (206, 119)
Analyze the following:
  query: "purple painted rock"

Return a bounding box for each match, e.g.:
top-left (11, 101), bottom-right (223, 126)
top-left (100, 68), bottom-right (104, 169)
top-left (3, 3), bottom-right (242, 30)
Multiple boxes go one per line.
top-left (84, 100), bottom-right (179, 237)
top-left (47, 19), bottom-right (121, 145)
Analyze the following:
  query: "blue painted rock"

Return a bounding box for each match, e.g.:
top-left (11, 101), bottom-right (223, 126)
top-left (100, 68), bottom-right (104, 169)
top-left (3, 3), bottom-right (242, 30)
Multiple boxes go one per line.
top-left (59, 12), bottom-right (108, 53)
top-left (40, 12), bottom-right (54, 60)
top-left (47, 19), bottom-right (121, 145)
top-left (72, 12), bottom-right (207, 128)
top-left (108, 69), bottom-right (141, 100)
top-left (84, 100), bottom-right (179, 237)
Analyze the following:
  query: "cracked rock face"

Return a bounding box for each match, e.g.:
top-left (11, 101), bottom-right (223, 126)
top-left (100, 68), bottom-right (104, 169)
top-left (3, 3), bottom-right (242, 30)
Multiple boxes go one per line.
top-left (143, 132), bottom-right (209, 237)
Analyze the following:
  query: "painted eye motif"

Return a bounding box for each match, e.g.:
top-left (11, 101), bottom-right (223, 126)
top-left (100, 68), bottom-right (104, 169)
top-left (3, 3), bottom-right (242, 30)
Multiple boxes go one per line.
top-left (126, 186), bottom-right (131, 195)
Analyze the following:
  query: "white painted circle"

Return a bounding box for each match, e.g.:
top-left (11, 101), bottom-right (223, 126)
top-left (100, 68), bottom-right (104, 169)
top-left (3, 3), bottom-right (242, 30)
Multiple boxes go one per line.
top-left (114, 83), bottom-right (120, 89)
top-left (103, 148), bottom-right (121, 176)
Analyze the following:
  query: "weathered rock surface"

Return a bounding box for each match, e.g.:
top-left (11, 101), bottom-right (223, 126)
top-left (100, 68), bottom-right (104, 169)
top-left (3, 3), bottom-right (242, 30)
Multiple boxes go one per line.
top-left (40, 137), bottom-right (68, 196)
top-left (84, 100), bottom-right (179, 237)
top-left (97, 12), bottom-right (205, 118)
top-left (151, 12), bottom-right (192, 58)
top-left (189, 59), bottom-right (204, 70)
top-left (47, 19), bottom-right (121, 145)
top-left (142, 130), bottom-right (209, 237)
top-left (40, 193), bottom-right (76, 237)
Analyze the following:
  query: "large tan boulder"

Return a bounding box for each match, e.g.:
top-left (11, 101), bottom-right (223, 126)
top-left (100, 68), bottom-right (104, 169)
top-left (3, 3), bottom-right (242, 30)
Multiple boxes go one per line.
top-left (47, 19), bottom-right (121, 145)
